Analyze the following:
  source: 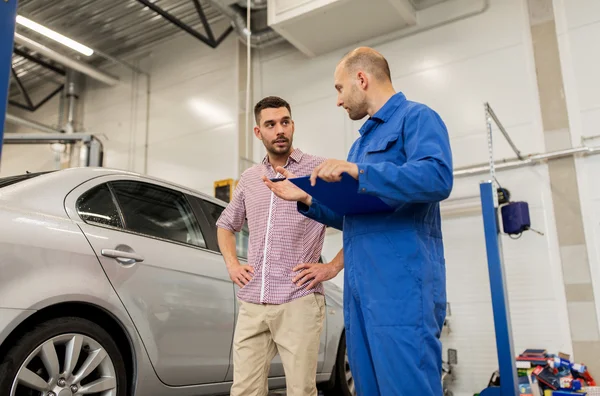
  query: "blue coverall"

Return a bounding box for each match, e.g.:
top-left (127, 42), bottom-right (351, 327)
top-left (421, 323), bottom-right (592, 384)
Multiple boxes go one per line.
top-left (298, 92), bottom-right (453, 395)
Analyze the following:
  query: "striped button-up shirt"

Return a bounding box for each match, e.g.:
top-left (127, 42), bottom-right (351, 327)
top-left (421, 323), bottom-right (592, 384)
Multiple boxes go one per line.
top-left (216, 149), bottom-right (327, 305)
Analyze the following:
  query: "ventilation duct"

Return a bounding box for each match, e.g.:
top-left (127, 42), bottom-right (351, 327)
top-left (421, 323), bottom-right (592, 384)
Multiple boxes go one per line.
top-left (5, 113), bottom-right (61, 134)
top-left (206, 0), bottom-right (285, 48)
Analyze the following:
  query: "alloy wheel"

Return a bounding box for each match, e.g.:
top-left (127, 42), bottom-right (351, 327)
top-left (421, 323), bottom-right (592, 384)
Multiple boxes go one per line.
top-left (10, 333), bottom-right (117, 396)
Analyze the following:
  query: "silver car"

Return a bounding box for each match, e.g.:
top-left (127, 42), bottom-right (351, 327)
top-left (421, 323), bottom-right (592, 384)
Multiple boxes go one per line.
top-left (0, 167), bottom-right (355, 396)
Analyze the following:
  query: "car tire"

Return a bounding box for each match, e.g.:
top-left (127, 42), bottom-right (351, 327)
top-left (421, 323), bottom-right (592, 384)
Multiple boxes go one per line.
top-left (325, 332), bottom-right (356, 396)
top-left (0, 316), bottom-right (127, 396)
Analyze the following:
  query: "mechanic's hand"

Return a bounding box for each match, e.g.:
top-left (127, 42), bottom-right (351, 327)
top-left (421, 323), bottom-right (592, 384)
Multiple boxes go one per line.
top-left (310, 159), bottom-right (359, 186)
top-left (293, 262), bottom-right (341, 290)
top-left (227, 264), bottom-right (254, 288)
top-left (262, 167), bottom-right (311, 204)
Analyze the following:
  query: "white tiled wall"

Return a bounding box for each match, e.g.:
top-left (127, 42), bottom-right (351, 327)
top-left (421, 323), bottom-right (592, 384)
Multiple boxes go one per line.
top-left (554, 0), bottom-right (600, 332)
top-left (255, 0), bottom-right (571, 394)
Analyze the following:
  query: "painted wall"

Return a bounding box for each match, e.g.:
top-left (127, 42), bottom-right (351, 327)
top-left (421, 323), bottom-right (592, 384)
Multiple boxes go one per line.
top-left (554, 0), bottom-right (600, 337)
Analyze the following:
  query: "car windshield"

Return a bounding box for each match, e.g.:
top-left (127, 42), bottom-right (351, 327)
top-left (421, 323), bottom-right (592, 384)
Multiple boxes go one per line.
top-left (0, 171), bottom-right (54, 188)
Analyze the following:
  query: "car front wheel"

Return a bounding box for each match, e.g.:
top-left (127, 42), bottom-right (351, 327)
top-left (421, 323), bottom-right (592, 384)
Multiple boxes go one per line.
top-left (0, 316), bottom-right (127, 396)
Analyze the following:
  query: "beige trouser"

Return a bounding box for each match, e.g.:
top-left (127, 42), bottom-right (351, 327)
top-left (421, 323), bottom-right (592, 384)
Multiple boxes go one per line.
top-left (230, 293), bottom-right (326, 396)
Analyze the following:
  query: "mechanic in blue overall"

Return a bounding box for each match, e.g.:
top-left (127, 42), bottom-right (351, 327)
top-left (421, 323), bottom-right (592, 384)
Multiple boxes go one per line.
top-left (263, 47), bottom-right (453, 395)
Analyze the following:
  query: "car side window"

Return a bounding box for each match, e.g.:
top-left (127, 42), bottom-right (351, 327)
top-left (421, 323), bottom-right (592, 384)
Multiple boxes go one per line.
top-left (76, 184), bottom-right (123, 229)
top-left (109, 181), bottom-right (206, 248)
top-left (202, 200), bottom-right (249, 260)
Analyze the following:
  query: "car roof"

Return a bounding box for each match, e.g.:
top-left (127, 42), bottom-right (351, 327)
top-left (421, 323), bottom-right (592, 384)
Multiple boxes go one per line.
top-left (0, 167), bottom-right (228, 218)
top-left (85, 167), bottom-right (228, 207)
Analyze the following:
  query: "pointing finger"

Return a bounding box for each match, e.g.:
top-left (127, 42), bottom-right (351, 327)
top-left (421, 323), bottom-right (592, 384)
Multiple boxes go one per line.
top-left (276, 166), bottom-right (290, 178)
top-left (310, 165), bottom-right (322, 186)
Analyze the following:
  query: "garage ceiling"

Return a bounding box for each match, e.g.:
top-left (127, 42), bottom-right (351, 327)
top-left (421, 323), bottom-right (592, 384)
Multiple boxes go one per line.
top-left (9, 0), bottom-right (228, 110)
top-left (8, 0), bottom-right (451, 112)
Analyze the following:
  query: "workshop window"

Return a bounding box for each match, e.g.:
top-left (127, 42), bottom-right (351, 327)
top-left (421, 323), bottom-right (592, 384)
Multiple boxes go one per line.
top-left (76, 184), bottom-right (123, 229)
top-left (110, 181), bottom-right (206, 249)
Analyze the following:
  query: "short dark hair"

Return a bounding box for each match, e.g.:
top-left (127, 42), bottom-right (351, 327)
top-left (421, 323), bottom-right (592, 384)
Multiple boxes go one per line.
top-left (254, 96), bottom-right (292, 125)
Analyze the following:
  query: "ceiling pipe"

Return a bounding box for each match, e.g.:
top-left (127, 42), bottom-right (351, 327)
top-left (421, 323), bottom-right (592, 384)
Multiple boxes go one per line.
top-left (205, 0), bottom-right (285, 48)
top-left (5, 113), bottom-right (61, 134)
top-left (453, 145), bottom-right (600, 178)
top-left (14, 33), bottom-right (119, 86)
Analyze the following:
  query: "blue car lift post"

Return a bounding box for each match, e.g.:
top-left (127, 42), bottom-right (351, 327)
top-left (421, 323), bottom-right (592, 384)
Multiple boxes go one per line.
top-left (479, 181), bottom-right (520, 396)
top-left (0, 0), bottom-right (19, 166)
top-left (479, 103), bottom-right (520, 396)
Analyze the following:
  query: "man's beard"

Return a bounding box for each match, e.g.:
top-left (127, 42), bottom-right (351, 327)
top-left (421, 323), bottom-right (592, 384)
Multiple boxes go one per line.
top-left (345, 86), bottom-right (369, 120)
top-left (266, 137), bottom-right (291, 155)
top-left (348, 107), bottom-right (367, 120)
top-left (345, 97), bottom-right (368, 120)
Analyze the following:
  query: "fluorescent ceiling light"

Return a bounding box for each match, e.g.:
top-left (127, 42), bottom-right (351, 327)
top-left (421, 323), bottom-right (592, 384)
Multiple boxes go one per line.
top-left (16, 15), bottom-right (94, 56)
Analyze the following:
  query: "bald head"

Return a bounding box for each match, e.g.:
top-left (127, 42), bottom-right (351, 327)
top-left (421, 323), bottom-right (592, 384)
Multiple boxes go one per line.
top-left (339, 47), bottom-right (391, 83)
top-left (334, 47), bottom-right (396, 120)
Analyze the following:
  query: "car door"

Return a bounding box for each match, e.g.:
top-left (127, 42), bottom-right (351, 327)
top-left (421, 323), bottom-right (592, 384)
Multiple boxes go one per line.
top-left (197, 197), bottom-right (328, 378)
top-left (64, 175), bottom-right (235, 386)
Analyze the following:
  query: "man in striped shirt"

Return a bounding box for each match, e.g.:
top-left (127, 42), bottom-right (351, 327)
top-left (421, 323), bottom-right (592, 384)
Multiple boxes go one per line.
top-left (216, 96), bottom-right (329, 396)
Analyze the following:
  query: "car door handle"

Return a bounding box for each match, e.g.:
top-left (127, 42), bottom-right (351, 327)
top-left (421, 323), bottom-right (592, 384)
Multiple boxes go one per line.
top-left (101, 249), bottom-right (144, 265)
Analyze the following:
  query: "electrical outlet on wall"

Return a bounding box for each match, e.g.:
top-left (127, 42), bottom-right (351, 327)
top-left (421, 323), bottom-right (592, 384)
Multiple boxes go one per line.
top-left (448, 348), bottom-right (458, 365)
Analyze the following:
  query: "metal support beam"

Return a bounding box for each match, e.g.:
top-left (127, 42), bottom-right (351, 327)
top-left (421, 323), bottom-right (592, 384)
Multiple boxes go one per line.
top-left (10, 47), bottom-right (66, 112)
top-left (193, 0), bottom-right (216, 43)
top-left (1, 0), bottom-right (19, 166)
top-left (216, 26), bottom-right (235, 45)
top-left (485, 102), bottom-right (524, 160)
top-left (135, 0), bottom-right (217, 48)
top-left (8, 74), bottom-right (64, 112)
top-left (10, 67), bottom-right (34, 108)
top-left (13, 48), bottom-right (66, 76)
top-left (33, 84), bottom-right (65, 111)
top-left (478, 181), bottom-right (519, 396)
top-left (134, 0), bottom-right (234, 49)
